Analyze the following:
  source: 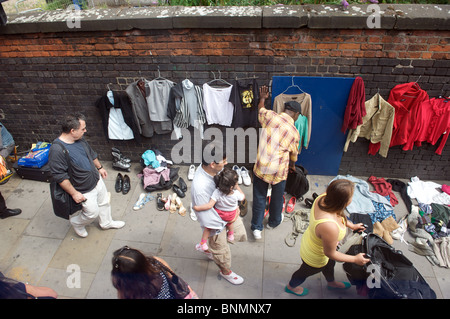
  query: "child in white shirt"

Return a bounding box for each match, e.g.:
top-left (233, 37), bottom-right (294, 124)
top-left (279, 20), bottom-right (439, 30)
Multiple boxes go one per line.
top-left (194, 167), bottom-right (245, 251)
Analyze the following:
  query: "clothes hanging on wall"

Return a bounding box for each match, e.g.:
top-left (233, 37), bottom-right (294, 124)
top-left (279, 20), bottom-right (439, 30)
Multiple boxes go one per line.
top-left (95, 91), bottom-right (141, 143)
top-left (202, 83), bottom-right (234, 127)
top-left (341, 76), bottom-right (366, 133)
top-left (273, 92), bottom-right (312, 153)
top-left (126, 80), bottom-right (172, 137)
top-left (168, 79), bottom-right (206, 139)
top-left (146, 78), bottom-right (175, 129)
top-left (402, 96), bottom-right (450, 155)
top-left (388, 82), bottom-right (429, 148)
top-left (343, 93), bottom-right (395, 158)
top-left (229, 78), bottom-right (259, 128)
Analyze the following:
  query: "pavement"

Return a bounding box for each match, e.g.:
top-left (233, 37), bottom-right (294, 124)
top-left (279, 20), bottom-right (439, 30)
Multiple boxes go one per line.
top-left (0, 161), bottom-right (449, 300)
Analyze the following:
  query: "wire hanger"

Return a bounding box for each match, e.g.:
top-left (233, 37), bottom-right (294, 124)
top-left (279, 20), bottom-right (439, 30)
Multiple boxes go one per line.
top-left (207, 71), bottom-right (232, 87)
top-left (281, 76), bottom-right (306, 95)
top-left (153, 66), bottom-right (170, 82)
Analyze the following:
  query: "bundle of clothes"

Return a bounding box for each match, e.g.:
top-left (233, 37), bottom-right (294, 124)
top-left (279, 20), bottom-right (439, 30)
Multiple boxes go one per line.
top-left (139, 149), bottom-right (179, 192)
top-left (337, 174), bottom-right (450, 268)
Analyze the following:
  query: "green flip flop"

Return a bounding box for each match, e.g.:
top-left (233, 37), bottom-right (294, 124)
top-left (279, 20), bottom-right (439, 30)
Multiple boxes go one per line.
top-left (285, 285), bottom-right (309, 297)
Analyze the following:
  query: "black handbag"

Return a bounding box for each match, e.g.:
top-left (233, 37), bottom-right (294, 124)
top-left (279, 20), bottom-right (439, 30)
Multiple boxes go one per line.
top-left (154, 259), bottom-right (190, 299)
top-left (49, 141), bottom-right (82, 220)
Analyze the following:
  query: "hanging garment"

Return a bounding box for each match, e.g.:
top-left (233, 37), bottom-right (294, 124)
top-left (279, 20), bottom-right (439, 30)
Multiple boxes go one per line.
top-left (95, 91), bottom-right (141, 143)
top-left (403, 97), bottom-right (450, 155)
top-left (168, 79), bottom-right (206, 139)
top-left (344, 93), bottom-right (395, 158)
top-left (146, 79), bottom-right (175, 130)
top-left (295, 114), bottom-right (308, 151)
top-left (202, 83), bottom-right (234, 126)
top-left (229, 78), bottom-right (259, 128)
top-left (273, 92), bottom-right (312, 151)
top-left (126, 80), bottom-right (172, 137)
top-left (388, 82), bottom-right (429, 148)
top-left (341, 77), bottom-right (366, 133)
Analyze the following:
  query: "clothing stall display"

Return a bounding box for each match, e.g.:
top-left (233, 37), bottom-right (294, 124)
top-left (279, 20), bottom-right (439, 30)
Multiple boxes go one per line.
top-left (95, 90), bottom-right (141, 143)
top-left (344, 93), bottom-right (395, 158)
top-left (168, 79), bottom-right (206, 139)
top-left (388, 82), bottom-right (429, 148)
top-left (146, 78), bottom-right (175, 129)
top-left (229, 78), bottom-right (259, 128)
top-left (202, 83), bottom-right (234, 126)
top-left (273, 91), bottom-right (312, 153)
top-left (341, 77), bottom-right (366, 133)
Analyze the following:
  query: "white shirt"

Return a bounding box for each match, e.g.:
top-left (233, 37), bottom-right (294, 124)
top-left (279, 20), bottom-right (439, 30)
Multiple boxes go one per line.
top-left (108, 108), bottom-right (134, 140)
top-left (202, 83), bottom-right (234, 126)
top-left (211, 188), bottom-right (245, 211)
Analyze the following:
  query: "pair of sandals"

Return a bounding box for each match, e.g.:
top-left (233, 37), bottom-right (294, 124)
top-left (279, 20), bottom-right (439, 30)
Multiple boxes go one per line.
top-left (304, 192), bottom-right (319, 209)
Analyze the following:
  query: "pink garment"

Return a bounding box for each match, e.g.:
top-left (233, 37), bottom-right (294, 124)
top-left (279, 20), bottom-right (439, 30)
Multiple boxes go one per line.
top-left (142, 167), bottom-right (170, 189)
top-left (443, 185), bottom-right (450, 196)
top-left (368, 175), bottom-right (399, 206)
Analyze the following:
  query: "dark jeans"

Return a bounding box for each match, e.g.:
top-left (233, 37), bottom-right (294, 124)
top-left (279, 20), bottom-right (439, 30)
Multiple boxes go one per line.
top-left (289, 259), bottom-right (336, 288)
top-left (251, 175), bottom-right (286, 231)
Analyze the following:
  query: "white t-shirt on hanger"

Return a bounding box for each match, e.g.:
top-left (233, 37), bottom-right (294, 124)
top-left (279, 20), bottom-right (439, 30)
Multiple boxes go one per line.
top-left (202, 83), bottom-right (234, 127)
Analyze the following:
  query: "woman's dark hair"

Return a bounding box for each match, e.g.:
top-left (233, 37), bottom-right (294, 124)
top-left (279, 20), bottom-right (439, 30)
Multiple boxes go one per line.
top-left (213, 167), bottom-right (238, 195)
top-left (318, 179), bottom-right (354, 219)
top-left (61, 113), bottom-right (86, 133)
top-left (111, 246), bottom-right (162, 299)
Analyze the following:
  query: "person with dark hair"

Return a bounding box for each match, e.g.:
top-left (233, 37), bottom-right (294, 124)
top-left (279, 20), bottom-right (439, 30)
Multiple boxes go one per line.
top-left (111, 246), bottom-right (197, 299)
top-left (285, 179), bottom-right (370, 297)
top-left (0, 271), bottom-right (57, 299)
top-left (48, 113), bottom-right (125, 238)
top-left (193, 167), bottom-right (245, 251)
top-left (191, 141), bottom-right (247, 285)
top-left (251, 86), bottom-right (301, 240)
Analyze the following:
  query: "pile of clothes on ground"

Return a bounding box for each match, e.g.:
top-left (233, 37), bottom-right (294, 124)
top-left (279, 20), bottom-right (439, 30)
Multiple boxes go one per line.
top-left (336, 175), bottom-right (450, 268)
top-left (139, 149), bottom-right (179, 193)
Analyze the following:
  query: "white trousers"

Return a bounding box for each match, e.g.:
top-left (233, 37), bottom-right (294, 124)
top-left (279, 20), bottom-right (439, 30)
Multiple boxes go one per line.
top-left (70, 178), bottom-right (113, 229)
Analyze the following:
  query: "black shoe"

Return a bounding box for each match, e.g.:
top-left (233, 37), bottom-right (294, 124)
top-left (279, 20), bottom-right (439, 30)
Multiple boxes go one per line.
top-left (156, 193), bottom-right (165, 211)
top-left (115, 173), bottom-right (123, 193)
top-left (173, 184), bottom-right (185, 198)
top-left (304, 198), bottom-right (313, 208)
top-left (239, 198), bottom-right (248, 217)
top-left (179, 177), bottom-right (187, 192)
top-left (122, 175), bottom-right (131, 195)
top-left (312, 192), bottom-right (319, 200)
top-left (0, 208), bottom-right (22, 219)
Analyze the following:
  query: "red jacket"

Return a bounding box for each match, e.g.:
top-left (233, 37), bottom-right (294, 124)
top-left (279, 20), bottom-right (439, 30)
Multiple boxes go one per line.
top-left (388, 82), bottom-right (429, 148)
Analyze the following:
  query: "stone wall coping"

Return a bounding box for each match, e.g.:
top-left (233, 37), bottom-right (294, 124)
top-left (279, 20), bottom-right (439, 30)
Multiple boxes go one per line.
top-left (0, 4), bottom-right (449, 34)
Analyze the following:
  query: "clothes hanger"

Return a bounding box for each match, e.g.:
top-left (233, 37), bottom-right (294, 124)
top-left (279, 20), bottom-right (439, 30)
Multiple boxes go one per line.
top-left (153, 66), bottom-right (171, 82)
top-left (207, 71), bottom-right (232, 87)
top-left (107, 83), bottom-right (114, 105)
top-left (281, 76), bottom-right (306, 95)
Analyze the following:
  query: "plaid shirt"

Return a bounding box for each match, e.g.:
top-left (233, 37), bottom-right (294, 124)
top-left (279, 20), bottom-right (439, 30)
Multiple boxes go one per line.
top-left (253, 108), bottom-right (300, 185)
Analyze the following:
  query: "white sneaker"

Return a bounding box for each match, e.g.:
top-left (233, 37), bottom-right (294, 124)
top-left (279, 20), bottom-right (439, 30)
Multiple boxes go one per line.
top-left (102, 220), bottom-right (125, 230)
top-left (240, 166), bottom-right (251, 186)
top-left (233, 165), bottom-right (242, 184)
top-left (253, 229), bottom-right (262, 240)
top-left (220, 271), bottom-right (244, 285)
top-left (188, 165), bottom-right (195, 181)
top-left (73, 225), bottom-right (88, 238)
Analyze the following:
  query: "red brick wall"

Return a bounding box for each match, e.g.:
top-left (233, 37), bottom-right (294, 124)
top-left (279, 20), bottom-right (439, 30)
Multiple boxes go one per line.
top-left (0, 28), bottom-right (449, 179)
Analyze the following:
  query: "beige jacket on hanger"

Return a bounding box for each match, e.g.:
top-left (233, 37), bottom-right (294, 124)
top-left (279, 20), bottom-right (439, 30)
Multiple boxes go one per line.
top-left (344, 93), bottom-right (395, 158)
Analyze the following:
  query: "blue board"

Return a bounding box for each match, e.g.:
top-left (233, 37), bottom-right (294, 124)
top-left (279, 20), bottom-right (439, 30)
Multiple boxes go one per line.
top-left (271, 76), bottom-right (355, 176)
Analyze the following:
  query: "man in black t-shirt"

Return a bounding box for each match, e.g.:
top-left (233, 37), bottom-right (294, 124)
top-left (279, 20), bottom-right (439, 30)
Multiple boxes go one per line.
top-left (49, 113), bottom-right (125, 238)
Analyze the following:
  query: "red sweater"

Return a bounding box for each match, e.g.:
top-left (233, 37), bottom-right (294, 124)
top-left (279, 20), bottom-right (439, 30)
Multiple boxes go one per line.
top-left (341, 77), bottom-right (366, 133)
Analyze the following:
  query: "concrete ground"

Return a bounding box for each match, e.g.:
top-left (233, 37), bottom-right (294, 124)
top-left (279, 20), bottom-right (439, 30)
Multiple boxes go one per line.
top-left (0, 161), bottom-right (448, 300)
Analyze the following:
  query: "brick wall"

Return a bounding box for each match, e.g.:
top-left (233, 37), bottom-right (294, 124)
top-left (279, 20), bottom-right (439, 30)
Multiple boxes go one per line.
top-left (0, 26), bottom-right (449, 179)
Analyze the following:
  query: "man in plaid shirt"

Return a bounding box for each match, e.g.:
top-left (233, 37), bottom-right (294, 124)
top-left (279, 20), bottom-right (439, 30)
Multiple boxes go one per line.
top-left (251, 86), bottom-right (301, 240)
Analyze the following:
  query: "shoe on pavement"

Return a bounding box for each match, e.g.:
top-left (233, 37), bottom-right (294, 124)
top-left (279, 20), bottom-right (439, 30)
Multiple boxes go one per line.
top-left (0, 208), bottom-right (22, 219)
top-left (240, 166), bottom-right (251, 186)
top-left (188, 165), bottom-right (196, 181)
top-left (101, 220), bottom-right (125, 230)
top-left (220, 271), bottom-right (244, 285)
top-left (73, 225), bottom-right (88, 238)
top-left (253, 229), bottom-right (262, 240)
top-left (233, 165), bottom-right (242, 184)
